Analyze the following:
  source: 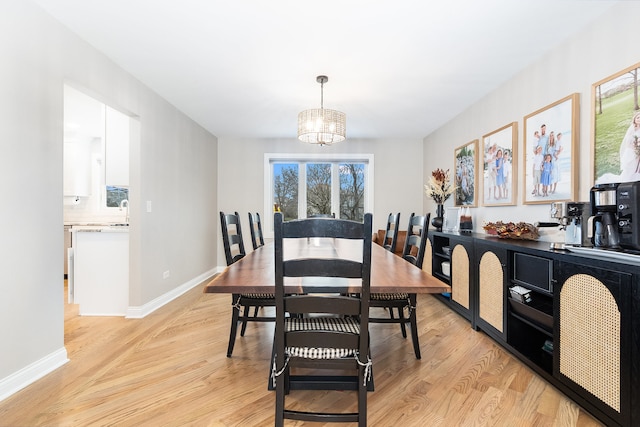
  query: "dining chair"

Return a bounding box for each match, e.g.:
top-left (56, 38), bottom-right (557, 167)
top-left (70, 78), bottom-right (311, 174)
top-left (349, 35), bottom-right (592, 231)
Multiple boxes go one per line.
top-left (272, 212), bottom-right (373, 427)
top-left (248, 212), bottom-right (264, 250)
top-left (382, 212), bottom-right (401, 253)
top-left (369, 212), bottom-right (430, 359)
top-left (220, 211), bottom-right (275, 357)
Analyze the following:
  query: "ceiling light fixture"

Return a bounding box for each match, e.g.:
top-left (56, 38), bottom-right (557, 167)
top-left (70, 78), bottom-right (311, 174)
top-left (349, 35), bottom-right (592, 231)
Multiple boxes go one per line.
top-left (297, 75), bottom-right (346, 146)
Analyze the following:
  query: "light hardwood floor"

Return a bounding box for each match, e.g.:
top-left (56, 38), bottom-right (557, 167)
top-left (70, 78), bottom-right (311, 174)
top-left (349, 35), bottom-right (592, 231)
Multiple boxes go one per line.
top-left (0, 281), bottom-right (603, 426)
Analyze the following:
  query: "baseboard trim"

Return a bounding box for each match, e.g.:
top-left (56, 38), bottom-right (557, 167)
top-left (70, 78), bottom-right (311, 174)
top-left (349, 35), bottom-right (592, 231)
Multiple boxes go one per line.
top-left (125, 268), bottom-right (218, 318)
top-left (0, 347), bottom-right (69, 402)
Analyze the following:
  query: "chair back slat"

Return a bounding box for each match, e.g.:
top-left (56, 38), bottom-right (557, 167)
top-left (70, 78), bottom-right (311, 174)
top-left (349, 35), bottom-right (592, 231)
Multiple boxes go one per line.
top-left (284, 258), bottom-right (363, 278)
top-left (283, 218), bottom-right (362, 239)
top-left (285, 295), bottom-right (361, 315)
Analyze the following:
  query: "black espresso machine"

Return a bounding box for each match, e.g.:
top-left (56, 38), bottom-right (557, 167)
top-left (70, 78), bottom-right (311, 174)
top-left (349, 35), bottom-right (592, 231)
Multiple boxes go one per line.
top-left (590, 182), bottom-right (640, 250)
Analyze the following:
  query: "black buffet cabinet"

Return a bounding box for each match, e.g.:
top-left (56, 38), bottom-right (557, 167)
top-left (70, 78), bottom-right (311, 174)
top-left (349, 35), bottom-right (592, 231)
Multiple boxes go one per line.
top-left (429, 230), bottom-right (640, 427)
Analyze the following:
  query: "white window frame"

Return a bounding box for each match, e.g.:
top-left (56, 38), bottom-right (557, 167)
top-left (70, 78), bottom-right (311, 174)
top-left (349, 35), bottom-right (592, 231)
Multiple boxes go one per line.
top-left (264, 153), bottom-right (374, 237)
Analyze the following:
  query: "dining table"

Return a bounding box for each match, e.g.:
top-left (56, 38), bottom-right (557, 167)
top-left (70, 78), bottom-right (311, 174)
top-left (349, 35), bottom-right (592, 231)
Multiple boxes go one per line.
top-left (203, 237), bottom-right (451, 295)
top-left (203, 237), bottom-right (451, 391)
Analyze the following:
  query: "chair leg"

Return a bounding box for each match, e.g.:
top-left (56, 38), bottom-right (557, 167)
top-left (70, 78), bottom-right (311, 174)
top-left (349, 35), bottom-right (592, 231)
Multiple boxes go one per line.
top-left (275, 362), bottom-right (286, 426)
top-left (408, 294), bottom-right (421, 359)
top-left (227, 297), bottom-right (241, 357)
top-left (397, 307), bottom-right (408, 338)
top-left (240, 305), bottom-right (251, 336)
top-left (358, 362), bottom-right (368, 427)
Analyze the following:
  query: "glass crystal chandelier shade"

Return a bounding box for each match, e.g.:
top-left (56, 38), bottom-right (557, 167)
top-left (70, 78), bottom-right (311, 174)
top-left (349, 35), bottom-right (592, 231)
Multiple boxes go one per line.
top-left (297, 108), bottom-right (346, 145)
top-left (297, 75), bottom-right (346, 146)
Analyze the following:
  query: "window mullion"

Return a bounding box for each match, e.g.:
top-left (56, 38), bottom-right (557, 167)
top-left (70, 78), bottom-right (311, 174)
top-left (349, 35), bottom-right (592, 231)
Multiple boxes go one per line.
top-left (331, 164), bottom-right (340, 218)
top-left (299, 163), bottom-right (307, 219)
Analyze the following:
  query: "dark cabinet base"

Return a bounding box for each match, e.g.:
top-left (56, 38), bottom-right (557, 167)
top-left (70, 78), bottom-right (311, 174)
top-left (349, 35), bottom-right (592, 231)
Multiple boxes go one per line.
top-left (429, 231), bottom-right (639, 427)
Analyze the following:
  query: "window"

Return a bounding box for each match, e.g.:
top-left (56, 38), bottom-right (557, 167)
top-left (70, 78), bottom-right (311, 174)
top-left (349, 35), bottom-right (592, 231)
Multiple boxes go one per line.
top-left (273, 163), bottom-right (299, 221)
top-left (266, 154), bottom-right (374, 232)
top-left (106, 186), bottom-right (129, 208)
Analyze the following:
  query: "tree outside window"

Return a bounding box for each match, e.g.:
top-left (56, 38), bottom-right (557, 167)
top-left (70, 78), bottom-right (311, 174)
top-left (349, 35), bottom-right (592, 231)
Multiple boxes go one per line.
top-left (339, 163), bottom-right (364, 221)
top-left (271, 157), bottom-right (370, 223)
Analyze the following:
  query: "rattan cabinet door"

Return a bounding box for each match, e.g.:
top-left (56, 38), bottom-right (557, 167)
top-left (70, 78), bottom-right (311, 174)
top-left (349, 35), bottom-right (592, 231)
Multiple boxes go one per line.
top-left (449, 236), bottom-right (475, 326)
top-left (555, 261), bottom-right (631, 427)
top-left (451, 244), bottom-right (470, 309)
top-left (476, 244), bottom-right (506, 341)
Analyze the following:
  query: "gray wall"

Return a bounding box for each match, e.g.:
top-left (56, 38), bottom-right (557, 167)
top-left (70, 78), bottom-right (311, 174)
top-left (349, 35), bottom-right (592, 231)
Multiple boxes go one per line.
top-left (0, 0), bottom-right (217, 397)
top-left (423, 2), bottom-right (640, 228)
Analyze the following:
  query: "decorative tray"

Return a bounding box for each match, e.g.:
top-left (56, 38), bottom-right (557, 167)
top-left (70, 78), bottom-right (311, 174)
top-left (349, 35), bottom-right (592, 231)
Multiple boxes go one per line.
top-left (483, 221), bottom-right (539, 240)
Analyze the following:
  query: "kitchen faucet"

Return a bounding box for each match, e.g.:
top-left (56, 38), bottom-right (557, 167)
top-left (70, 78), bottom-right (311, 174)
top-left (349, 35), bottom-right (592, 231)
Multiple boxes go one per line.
top-left (119, 199), bottom-right (129, 224)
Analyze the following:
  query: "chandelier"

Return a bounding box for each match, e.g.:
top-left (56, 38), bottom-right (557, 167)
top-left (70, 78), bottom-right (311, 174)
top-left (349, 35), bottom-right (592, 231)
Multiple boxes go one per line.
top-left (297, 75), bottom-right (346, 146)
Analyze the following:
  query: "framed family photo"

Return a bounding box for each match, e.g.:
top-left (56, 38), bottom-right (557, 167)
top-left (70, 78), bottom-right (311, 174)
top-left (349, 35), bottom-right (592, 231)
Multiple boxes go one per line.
top-left (453, 139), bottom-right (478, 207)
top-left (592, 62), bottom-right (640, 184)
top-left (523, 93), bottom-right (579, 205)
top-left (482, 123), bottom-right (517, 207)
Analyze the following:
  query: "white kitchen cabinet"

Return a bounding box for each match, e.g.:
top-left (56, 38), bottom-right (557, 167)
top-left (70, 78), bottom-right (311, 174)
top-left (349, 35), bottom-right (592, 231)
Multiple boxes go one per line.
top-left (63, 140), bottom-right (92, 197)
top-left (105, 106), bottom-right (130, 187)
top-left (73, 227), bottom-right (129, 316)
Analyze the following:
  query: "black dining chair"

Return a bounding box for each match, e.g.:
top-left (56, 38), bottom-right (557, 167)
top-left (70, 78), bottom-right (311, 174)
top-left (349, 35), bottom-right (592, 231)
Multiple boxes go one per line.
top-left (220, 211), bottom-right (275, 357)
top-left (272, 212), bottom-right (373, 427)
top-left (382, 212), bottom-right (401, 253)
top-left (248, 212), bottom-right (264, 250)
top-left (369, 212), bottom-right (430, 359)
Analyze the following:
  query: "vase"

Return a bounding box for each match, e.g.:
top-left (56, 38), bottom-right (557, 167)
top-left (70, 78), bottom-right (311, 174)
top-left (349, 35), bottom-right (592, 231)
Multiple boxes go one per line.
top-left (431, 204), bottom-right (444, 231)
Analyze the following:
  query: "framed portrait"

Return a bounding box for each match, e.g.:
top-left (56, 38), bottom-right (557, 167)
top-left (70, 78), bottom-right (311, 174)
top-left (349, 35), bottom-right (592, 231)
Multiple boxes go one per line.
top-left (481, 123), bottom-right (517, 206)
top-left (592, 62), bottom-right (640, 184)
top-left (523, 93), bottom-right (579, 205)
top-left (453, 139), bottom-right (478, 207)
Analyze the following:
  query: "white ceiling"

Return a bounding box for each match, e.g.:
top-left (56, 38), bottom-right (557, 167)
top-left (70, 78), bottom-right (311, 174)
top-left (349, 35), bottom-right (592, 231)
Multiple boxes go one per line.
top-left (34, 0), bottom-right (620, 140)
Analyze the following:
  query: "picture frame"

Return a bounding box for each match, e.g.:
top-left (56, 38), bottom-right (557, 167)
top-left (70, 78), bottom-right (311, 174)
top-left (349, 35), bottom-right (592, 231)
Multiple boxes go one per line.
top-left (453, 139), bottom-right (478, 207)
top-left (481, 123), bottom-right (518, 206)
top-left (592, 62), bottom-right (640, 184)
top-left (523, 93), bottom-right (579, 204)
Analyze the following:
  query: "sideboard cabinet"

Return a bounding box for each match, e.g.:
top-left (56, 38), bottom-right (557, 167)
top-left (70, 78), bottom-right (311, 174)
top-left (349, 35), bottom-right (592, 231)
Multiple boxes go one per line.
top-left (428, 231), bottom-right (640, 427)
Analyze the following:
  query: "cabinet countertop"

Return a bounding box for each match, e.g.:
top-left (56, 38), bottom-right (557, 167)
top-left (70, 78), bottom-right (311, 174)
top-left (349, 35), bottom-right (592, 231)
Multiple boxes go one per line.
top-left (72, 225), bottom-right (129, 233)
top-left (431, 230), bottom-right (640, 270)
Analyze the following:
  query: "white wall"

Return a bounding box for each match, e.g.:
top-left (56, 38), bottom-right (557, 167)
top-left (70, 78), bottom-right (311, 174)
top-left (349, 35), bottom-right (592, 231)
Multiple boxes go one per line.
top-left (217, 137), bottom-right (424, 265)
top-left (0, 0), bottom-right (218, 399)
top-left (424, 2), bottom-right (640, 231)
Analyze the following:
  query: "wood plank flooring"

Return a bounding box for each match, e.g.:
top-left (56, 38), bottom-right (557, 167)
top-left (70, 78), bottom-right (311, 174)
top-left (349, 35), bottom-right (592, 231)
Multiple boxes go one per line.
top-left (0, 280), bottom-right (603, 426)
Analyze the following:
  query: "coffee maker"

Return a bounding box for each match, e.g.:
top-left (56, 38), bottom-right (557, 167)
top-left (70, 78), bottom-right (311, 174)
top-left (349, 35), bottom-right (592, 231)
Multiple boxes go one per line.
top-left (616, 181), bottom-right (640, 250)
top-left (589, 183), bottom-right (621, 249)
top-left (550, 201), bottom-right (591, 246)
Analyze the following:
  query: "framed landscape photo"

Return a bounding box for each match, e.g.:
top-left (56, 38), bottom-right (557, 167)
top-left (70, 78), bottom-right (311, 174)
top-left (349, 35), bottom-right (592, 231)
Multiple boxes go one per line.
top-left (592, 62), bottom-right (640, 184)
top-left (482, 123), bottom-right (517, 206)
top-left (523, 93), bottom-right (579, 205)
top-left (453, 139), bottom-right (478, 207)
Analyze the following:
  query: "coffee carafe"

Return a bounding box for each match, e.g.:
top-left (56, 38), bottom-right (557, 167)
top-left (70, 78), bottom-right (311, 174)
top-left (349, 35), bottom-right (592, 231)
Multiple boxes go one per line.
top-left (589, 183), bottom-right (621, 249)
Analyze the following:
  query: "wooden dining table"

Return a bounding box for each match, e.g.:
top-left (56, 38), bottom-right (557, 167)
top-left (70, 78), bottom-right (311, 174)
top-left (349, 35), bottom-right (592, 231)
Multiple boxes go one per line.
top-left (204, 237), bottom-right (450, 391)
top-left (203, 237), bottom-right (451, 295)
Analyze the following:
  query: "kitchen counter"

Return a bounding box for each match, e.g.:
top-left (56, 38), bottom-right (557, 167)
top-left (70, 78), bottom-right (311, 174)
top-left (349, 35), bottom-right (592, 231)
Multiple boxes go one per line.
top-left (72, 225), bottom-right (129, 232)
top-left (72, 227), bottom-right (129, 316)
